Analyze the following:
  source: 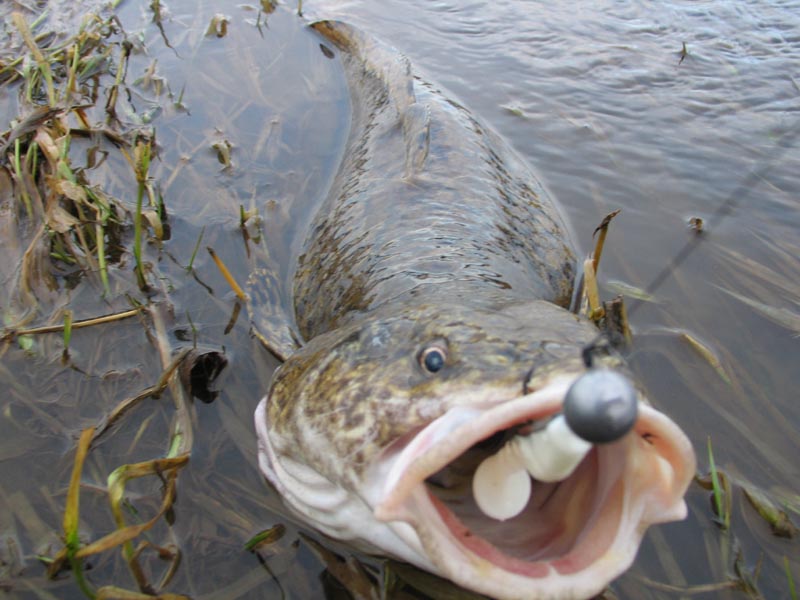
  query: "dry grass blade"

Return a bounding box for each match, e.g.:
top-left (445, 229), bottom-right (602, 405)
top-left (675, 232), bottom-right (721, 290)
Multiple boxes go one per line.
top-left (50, 459), bottom-right (187, 569)
top-left (109, 458), bottom-right (187, 592)
top-left (57, 427), bottom-right (96, 598)
top-left (743, 485), bottom-right (798, 538)
top-left (681, 332), bottom-right (731, 385)
top-left (582, 257), bottom-right (604, 322)
top-left (245, 524), bottom-right (287, 552)
top-left (578, 211), bottom-right (622, 323)
top-left (4, 4), bottom-right (257, 599)
top-left (17, 224), bottom-right (51, 319)
top-left (96, 587), bottom-right (190, 600)
top-left (64, 428), bottom-right (95, 545)
top-left (208, 247), bottom-right (248, 301)
top-left (107, 456), bottom-right (189, 529)
top-left (591, 208), bottom-right (621, 275)
top-left (91, 384), bottom-right (164, 441)
top-left (637, 576), bottom-right (739, 595)
top-left (604, 280), bottom-right (660, 304)
top-left (602, 295), bottom-right (632, 348)
top-left (716, 286), bottom-right (800, 335)
top-left (0, 106), bottom-right (61, 156)
top-left (48, 456), bottom-right (188, 573)
top-left (57, 461), bottom-right (186, 599)
top-left (92, 347), bottom-right (193, 441)
top-left (11, 12), bottom-right (56, 106)
top-left (301, 534), bottom-right (380, 600)
top-left (715, 236), bottom-right (800, 301)
top-left (3, 307), bottom-right (143, 341)
top-left (2, 10), bottom-right (150, 307)
top-left (134, 541), bottom-right (182, 591)
top-left (149, 302), bottom-right (194, 457)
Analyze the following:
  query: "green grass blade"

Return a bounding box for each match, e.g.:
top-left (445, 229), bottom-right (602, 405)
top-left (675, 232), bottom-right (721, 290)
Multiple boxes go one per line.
top-left (707, 436), bottom-right (729, 529)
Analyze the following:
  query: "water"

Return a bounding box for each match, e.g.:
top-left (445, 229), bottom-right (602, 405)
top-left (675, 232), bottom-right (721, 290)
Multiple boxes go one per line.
top-left (1, 0), bottom-right (798, 598)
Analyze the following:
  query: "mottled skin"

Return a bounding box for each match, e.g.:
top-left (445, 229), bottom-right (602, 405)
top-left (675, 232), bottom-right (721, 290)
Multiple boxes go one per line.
top-left (255, 21), bottom-right (694, 600)
top-left (293, 23), bottom-right (575, 340)
top-left (268, 301), bottom-right (629, 487)
top-left (264, 21), bottom-right (590, 481)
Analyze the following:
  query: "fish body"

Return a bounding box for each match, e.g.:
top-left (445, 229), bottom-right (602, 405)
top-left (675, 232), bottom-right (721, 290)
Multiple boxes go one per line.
top-left (255, 21), bottom-right (695, 600)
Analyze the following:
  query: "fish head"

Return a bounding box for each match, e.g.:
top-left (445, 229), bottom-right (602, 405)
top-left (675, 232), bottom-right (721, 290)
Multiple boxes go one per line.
top-left (255, 300), bottom-right (695, 600)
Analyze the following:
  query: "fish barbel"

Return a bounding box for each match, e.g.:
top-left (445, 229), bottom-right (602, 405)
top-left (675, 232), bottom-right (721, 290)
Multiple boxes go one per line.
top-left (254, 20), bottom-right (695, 600)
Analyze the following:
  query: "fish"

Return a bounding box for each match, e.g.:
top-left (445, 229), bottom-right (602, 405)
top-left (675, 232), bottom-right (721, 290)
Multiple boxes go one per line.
top-left (252, 20), bottom-right (696, 600)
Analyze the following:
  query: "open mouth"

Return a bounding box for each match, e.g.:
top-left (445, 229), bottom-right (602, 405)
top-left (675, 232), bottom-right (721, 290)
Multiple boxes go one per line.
top-left (425, 440), bottom-right (605, 567)
top-left (368, 374), bottom-right (695, 598)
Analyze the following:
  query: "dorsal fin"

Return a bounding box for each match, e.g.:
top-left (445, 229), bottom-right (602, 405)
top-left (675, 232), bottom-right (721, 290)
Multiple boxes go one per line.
top-left (311, 20), bottom-right (430, 176)
top-left (402, 102), bottom-right (431, 177)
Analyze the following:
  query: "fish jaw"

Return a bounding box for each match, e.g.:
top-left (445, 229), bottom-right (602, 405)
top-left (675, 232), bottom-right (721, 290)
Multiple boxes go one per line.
top-left (355, 373), bottom-right (696, 600)
top-left (255, 396), bottom-right (431, 562)
top-left (256, 371), bottom-right (695, 600)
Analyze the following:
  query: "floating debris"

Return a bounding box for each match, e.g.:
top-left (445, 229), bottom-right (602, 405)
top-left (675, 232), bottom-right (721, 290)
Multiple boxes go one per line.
top-left (678, 41), bottom-right (688, 65)
top-left (681, 332), bottom-right (731, 385)
top-left (244, 523), bottom-right (286, 552)
top-left (743, 485), bottom-right (798, 539)
top-left (212, 138), bottom-right (234, 168)
top-left (501, 104), bottom-right (525, 118)
top-left (206, 14), bottom-right (231, 38)
top-left (688, 216), bottom-right (704, 233)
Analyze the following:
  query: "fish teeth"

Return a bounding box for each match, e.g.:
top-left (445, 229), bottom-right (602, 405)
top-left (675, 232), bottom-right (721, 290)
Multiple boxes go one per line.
top-left (472, 415), bottom-right (591, 521)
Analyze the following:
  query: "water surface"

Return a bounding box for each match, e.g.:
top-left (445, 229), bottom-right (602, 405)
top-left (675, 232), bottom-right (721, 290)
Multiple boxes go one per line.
top-left (1, 0), bottom-right (798, 598)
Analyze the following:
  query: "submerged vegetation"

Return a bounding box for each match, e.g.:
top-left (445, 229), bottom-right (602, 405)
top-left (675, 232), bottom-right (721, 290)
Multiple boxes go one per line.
top-left (0, 6), bottom-right (218, 599)
top-left (0, 1), bottom-right (798, 599)
top-left (0, 9), bottom-right (171, 381)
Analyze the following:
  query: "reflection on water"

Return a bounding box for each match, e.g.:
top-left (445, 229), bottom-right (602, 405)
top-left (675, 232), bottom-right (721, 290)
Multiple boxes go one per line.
top-left (1, 0), bottom-right (798, 598)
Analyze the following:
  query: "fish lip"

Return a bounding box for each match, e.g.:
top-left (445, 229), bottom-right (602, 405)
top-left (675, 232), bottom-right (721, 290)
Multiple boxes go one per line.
top-left (374, 373), bottom-right (574, 519)
top-left (368, 373), bottom-right (696, 598)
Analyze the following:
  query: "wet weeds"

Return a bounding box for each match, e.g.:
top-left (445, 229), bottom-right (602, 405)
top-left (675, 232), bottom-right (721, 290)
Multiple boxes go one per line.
top-left (706, 437), bottom-right (731, 530)
top-left (1, 7), bottom-right (207, 599)
top-left (2, 12), bottom-right (158, 314)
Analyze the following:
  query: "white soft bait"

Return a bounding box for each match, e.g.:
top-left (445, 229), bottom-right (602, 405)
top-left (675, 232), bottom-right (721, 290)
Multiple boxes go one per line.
top-left (472, 369), bottom-right (639, 521)
top-left (472, 415), bottom-right (591, 520)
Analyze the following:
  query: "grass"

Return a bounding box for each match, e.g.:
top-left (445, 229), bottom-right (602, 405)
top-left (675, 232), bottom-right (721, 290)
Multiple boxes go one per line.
top-left (787, 557), bottom-right (798, 600)
top-left (61, 309), bottom-right (72, 360)
top-left (132, 137), bottom-right (153, 290)
top-left (207, 246), bottom-right (248, 301)
top-left (1, 7), bottom-right (199, 598)
top-left (186, 225), bottom-right (205, 272)
top-left (63, 428), bottom-right (96, 599)
top-left (707, 436), bottom-right (730, 530)
top-left (2, 11), bottom-right (144, 309)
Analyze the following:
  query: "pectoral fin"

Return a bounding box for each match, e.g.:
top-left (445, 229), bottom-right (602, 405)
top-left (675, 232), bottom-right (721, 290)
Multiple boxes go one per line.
top-left (247, 267), bottom-right (302, 362)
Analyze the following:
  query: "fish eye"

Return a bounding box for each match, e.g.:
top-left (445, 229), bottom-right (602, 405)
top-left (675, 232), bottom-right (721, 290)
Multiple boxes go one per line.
top-left (419, 345), bottom-right (447, 373)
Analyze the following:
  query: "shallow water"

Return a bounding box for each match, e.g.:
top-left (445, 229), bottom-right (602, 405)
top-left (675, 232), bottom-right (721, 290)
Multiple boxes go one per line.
top-left (1, 0), bottom-right (799, 598)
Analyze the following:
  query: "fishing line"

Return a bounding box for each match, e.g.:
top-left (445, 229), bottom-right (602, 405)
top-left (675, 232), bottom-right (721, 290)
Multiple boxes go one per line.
top-left (580, 120), bottom-right (800, 365)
